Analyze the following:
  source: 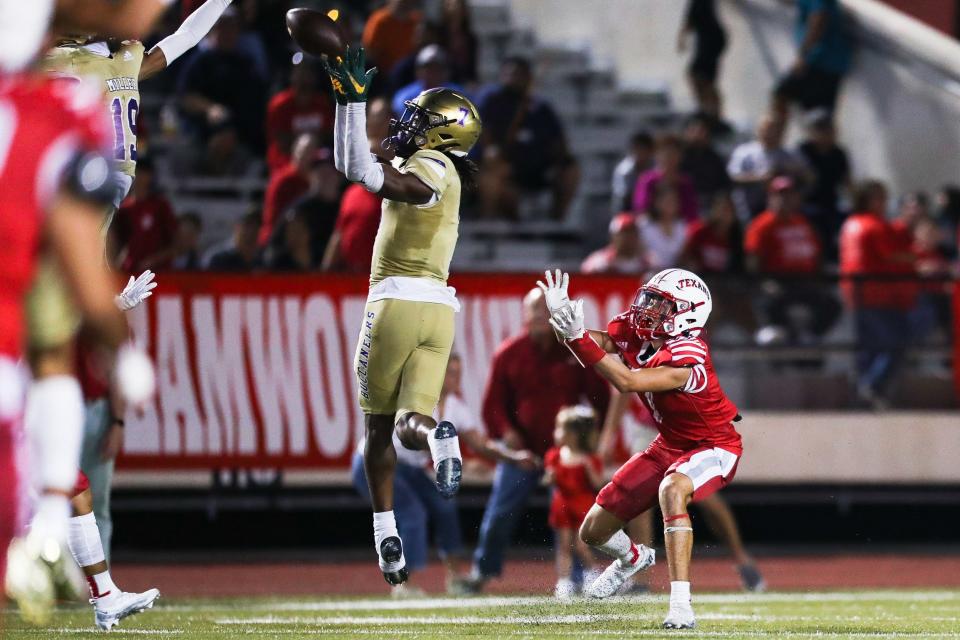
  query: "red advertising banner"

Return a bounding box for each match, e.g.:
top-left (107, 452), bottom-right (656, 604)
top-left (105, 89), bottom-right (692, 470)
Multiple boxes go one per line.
top-left (119, 273), bottom-right (642, 470)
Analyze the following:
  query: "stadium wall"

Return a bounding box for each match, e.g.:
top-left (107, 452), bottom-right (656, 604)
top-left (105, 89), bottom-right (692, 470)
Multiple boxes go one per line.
top-left (505, 0), bottom-right (960, 195)
top-left (115, 274), bottom-right (960, 486)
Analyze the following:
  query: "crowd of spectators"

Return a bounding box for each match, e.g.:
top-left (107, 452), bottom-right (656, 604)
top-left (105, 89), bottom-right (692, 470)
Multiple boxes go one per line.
top-left (577, 0), bottom-right (958, 406)
top-left (110, 0), bottom-right (956, 404)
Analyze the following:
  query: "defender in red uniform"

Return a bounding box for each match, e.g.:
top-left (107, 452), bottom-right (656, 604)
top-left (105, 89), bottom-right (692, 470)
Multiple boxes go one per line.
top-left (538, 268), bottom-right (742, 630)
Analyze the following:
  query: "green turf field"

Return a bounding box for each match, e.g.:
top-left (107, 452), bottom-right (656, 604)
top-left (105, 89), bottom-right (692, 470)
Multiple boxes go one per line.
top-left (4, 591), bottom-right (960, 639)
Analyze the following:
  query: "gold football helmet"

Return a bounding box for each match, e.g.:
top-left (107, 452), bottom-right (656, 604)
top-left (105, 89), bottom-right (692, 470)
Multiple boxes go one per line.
top-left (385, 87), bottom-right (481, 157)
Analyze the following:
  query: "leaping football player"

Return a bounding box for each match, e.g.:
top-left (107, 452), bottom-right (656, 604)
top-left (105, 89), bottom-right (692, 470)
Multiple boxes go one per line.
top-left (539, 268), bottom-right (744, 629)
top-left (323, 47), bottom-right (481, 585)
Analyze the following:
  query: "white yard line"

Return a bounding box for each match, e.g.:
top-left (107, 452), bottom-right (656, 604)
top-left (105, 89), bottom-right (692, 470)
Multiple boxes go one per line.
top-left (158, 590), bottom-right (960, 613)
top-left (10, 630), bottom-right (183, 636)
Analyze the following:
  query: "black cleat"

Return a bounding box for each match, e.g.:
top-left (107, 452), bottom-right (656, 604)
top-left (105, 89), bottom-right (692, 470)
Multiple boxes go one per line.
top-left (433, 421), bottom-right (462, 499)
top-left (738, 563), bottom-right (766, 592)
top-left (379, 536), bottom-right (409, 586)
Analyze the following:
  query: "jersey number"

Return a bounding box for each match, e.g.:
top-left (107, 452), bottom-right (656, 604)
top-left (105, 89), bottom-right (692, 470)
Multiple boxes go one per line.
top-left (644, 392), bottom-right (663, 424)
top-left (110, 97), bottom-right (138, 162)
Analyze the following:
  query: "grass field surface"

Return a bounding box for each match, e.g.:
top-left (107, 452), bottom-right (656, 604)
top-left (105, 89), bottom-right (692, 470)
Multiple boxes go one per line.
top-left (4, 590), bottom-right (960, 639)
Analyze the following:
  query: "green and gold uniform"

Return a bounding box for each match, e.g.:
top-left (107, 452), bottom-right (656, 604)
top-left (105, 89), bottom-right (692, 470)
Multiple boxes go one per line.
top-left (354, 149), bottom-right (462, 418)
top-left (28, 41), bottom-right (144, 350)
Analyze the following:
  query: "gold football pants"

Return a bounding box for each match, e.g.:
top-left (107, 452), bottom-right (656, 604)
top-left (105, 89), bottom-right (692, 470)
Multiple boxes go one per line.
top-left (354, 298), bottom-right (454, 419)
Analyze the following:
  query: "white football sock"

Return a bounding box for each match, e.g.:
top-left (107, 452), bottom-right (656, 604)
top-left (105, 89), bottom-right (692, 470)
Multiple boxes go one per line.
top-left (68, 512), bottom-right (105, 568)
top-left (427, 428), bottom-right (461, 472)
top-left (89, 570), bottom-right (119, 603)
top-left (26, 375), bottom-right (84, 495)
top-left (670, 580), bottom-right (691, 605)
top-left (372, 511), bottom-right (405, 572)
top-left (595, 529), bottom-right (640, 567)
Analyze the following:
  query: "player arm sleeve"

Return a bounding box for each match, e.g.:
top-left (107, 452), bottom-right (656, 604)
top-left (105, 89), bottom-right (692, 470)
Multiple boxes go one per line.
top-left (342, 103), bottom-right (384, 193)
top-left (152, 0), bottom-right (234, 65)
top-left (334, 104), bottom-right (347, 173)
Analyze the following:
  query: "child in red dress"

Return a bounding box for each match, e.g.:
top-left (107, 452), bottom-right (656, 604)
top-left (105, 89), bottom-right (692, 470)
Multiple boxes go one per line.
top-left (544, 405), bottom-right (605, 598)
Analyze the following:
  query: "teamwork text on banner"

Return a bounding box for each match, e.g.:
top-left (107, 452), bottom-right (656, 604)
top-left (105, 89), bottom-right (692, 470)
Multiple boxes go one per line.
top-left (119, 273), bottom-right (640, 470)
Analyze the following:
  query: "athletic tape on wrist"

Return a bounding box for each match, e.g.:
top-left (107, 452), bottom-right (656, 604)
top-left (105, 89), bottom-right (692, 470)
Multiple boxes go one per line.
top-left (566, 334), bottom-right (606, 367)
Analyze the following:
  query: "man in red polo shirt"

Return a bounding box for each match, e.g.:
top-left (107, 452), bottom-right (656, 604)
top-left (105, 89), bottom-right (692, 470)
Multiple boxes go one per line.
top-left (266, 60), bottom-right (334, 173)
top-left (460, 288), bottom-right (610, 592)
top-left (744, 176), bottom-right (839, 343)
top-left (839, 180), bottom-right (915, 408)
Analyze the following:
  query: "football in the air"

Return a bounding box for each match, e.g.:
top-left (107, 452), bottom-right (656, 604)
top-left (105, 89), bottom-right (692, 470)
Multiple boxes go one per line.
top-left (286, 8), bottom-right (346, 58)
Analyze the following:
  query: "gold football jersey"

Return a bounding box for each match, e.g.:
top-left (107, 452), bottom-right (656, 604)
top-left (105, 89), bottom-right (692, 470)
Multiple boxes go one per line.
top-left (42, 41), bottom-right (144, 178)
top-left (370, 149), bottom-right (461, 285)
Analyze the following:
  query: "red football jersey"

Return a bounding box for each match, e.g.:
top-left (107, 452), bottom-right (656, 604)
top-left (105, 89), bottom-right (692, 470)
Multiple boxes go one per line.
top-left (0, 75), bottom-right (111, 359)
top-left (607, 313), bottom-right (741, 450)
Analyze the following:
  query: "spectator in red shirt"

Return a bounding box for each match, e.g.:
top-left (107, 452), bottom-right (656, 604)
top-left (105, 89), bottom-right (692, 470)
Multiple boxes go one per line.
top-left (840, 180), bottom-right (916, 407)
top-left (322, 185), bottom-right (382, 272)
top-left (581, 214), bottom-right (646, 274)
top-left (745, 176), bottom-right (839, 344)
top-left (259, 133), bottom-right (317, 246)
top-left (266, 60), bottom-right (334, 173)
top-left (683, 192), bottom-right (742, 274)
top-left (461, 288), bottom-right (610, 592)
top-left (113, 157), bottom-right (178, 273)
top-left (745, 176), bottom-right (821, 274)
top-left (632, 133), bottom-right (699, 221)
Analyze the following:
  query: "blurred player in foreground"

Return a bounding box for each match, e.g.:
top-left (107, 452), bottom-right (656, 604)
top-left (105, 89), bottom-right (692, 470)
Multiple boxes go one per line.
top-left (544, 406), bottom-right (604, 599)
top-left (0, 70), bottom-right (152, 624)
top-left (324, 46), bottom-right (481, 584)
top-left (540, 268), bottom-right (743, 629)
top-left (36, 0), bottom-right (233, 583)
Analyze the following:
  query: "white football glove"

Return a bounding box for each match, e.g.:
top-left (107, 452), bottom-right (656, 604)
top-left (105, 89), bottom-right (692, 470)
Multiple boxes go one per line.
top-left (536, 269), bottom-right (571, 316)
top-left (115, 270), bottom-right (157, 311)
top-left (549, 299), bottom-right (586, 341)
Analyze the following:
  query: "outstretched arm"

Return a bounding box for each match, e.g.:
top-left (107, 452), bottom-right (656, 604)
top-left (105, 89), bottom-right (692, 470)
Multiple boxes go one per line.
top-left (327, 48), bottom-right (434, 204)
top-left (140, 0), bottom-right (234, 81)
top-left (550, 301), bottom-right (690, 393)
top-left (592, 356), bottom-right (690, 394)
